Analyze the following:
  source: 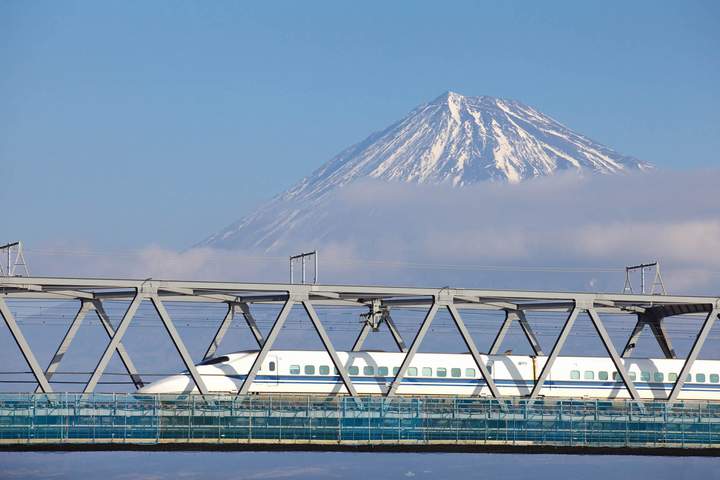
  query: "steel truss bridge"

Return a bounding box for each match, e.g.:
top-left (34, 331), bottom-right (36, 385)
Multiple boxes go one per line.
top-left (1, 276), bottom-right (720, 453)
top-left (0, 276), bottom-right (718, 404)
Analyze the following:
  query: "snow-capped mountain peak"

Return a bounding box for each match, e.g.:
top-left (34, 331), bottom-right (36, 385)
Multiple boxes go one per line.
top-left (201, 92), bottom-right (651, 250)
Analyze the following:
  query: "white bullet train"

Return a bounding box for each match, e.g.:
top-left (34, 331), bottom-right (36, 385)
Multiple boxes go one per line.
top-left (137, 350), bottom-right (720, 400)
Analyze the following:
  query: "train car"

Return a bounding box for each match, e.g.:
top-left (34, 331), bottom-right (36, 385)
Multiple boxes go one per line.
top-left (137, 350), bottom-right (720, 400)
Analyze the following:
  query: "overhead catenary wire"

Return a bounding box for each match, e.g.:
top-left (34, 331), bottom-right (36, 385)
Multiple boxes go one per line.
top-left (23, 246), bottom-right (720, 275)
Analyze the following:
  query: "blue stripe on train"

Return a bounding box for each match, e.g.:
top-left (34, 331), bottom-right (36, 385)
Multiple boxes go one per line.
top-left (219, 374), bottom-right (720, 392)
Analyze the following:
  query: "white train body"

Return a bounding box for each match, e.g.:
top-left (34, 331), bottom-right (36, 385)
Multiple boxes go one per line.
top-left (138, 350), bottom-right (720, 401)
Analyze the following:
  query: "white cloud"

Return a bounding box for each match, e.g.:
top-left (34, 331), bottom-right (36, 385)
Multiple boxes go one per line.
top-left (28, 169), bottom-right (720, 294)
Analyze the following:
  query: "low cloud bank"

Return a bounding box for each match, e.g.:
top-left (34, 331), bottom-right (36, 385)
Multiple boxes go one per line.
top-left (31, 169), bottom-right (720, 294)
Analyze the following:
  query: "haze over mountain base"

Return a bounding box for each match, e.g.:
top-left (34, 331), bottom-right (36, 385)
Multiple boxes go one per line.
top-left (30, 170), bottom-right (720, 295)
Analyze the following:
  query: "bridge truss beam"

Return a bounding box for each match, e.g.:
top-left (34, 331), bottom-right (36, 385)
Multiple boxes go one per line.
top-left (0, 276), bottom-right (718, 401)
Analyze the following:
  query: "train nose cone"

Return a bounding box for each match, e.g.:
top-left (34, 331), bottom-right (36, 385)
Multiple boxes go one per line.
top-left (136, 375), bottom-right (194, 394)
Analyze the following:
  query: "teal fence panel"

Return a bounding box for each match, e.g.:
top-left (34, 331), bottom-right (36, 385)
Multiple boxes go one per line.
top-left (0, 394), bottom-right (718, 448)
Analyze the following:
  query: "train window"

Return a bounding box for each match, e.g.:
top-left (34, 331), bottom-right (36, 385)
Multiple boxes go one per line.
top-left (654, 372), bottom-right (664, 382)
top-left (687, 374), bottom-right (692, 382)
top-left (269, 361), bottom-right (276, 372)
top-left (570, 370), bottom-right (580, 380)
top-left (421, 367), bottom-right (432, 377)
top-left (696, 373), bottom-right (706, 383)
top-left (349, 366), bottom-right (359, 375)
top-left (363, 366), bottom-right (375, 376)
top-left (319, 365), bottom-right (330, 375)
top-left (378, 366), bottom-right (388, 376)
top-left (305, 365), bottom-right (315, 375)
top-left (289, 365), bottom-right (300, 375)
top-left (668, 373), bottom-right (678, 382)
top-left (598, 371), bottom-right (608, 381)
top-left (710, 374), bottom-right (719, 383)
top-left (393, 367), bottom-right (400, 375)
top-left (641, 371), bottom-right (650, 382)
top-left (407, 367), bottom-right (418, 376)
top-left (437, 368), bottom-right (447, 377)
top-left (584, 371), bottom-right (594, 380)
top-left (451, 368), bottom-right (461, 378)
top-left (465, 368), bottom-right (476, 377)
top-left (616, 371), bottom-right (637, 381)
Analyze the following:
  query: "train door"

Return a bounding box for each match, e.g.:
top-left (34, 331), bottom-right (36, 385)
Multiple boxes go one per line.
top-left (268, 355), bottom-right (279, 386)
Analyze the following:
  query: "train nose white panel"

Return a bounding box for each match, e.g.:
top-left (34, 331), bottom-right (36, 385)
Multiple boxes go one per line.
top-left (137, 375), bottom-right (194, 394)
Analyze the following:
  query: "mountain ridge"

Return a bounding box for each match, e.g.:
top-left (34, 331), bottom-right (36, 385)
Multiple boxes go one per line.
top-left (200, 91), bottom-right (651, 250)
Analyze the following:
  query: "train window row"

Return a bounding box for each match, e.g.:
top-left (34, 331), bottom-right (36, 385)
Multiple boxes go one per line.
top-left (286, 364), bottom-right (483, 378)
top-left (569, 370), bottom-right (720, 384)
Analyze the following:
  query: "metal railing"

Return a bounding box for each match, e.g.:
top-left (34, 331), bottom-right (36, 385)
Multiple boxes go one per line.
top-left (1, 393), bottom-right (719, 449)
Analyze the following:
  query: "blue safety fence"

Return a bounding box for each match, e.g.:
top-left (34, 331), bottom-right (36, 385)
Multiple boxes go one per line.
top-left (1, 393), bottom-right (719, 448)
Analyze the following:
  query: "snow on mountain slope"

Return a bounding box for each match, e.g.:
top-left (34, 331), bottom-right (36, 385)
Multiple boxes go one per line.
top-left (200, 92), bottom-right (651, 250)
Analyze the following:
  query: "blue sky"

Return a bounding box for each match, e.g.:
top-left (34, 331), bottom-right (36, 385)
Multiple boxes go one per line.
top-left (2, 1), bottom-right (719, 249)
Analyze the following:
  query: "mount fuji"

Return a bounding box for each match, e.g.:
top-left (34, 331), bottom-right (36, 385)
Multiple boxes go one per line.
top-left (200, 92), bottom-right (651, 251)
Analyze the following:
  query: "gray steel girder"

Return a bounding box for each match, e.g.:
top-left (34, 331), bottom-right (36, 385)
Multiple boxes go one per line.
top-left (351, 323), bottom-right (371, 352)
top-left (238, 302), bottom-right (264, 347)
top-left (237, 299), bottom-right (294, 395)
top-left (150, 295), bottom-right (209, 396)
top-left (37, 300), bottom-right (93, 391)
top-left (352, 308), bottom-right (407, 353)
top-left (302, 300), bottom-right (358, 397)
top-left (586, 308), bottom-right (640, 400)
top-left (489, 310), bottom-right (544, 356)
top-left (667, 308), bottom-right (719, 402)
top-left (39, 300), bottom-right (144, 391)
top-left (204, 302), bottom-right (265, 361)
top-left (384, 313), bottom-right (408, 352)
top-left (92, 300), bottom-right (144, 388)
top-left (622, 313), bottom-right (677, 359)
top-left (83, 294), bottom-right (143, 394)
top-left (0, 298), bottom-right (53, 393)
top-left (529, 307), bottom-right (580, 399)
top-left (386, 302), bottom-right (439, 397)
top-left (446, 304), bottom-right (500, 398)
top-left (204, 303), bottom-right (234, 360)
